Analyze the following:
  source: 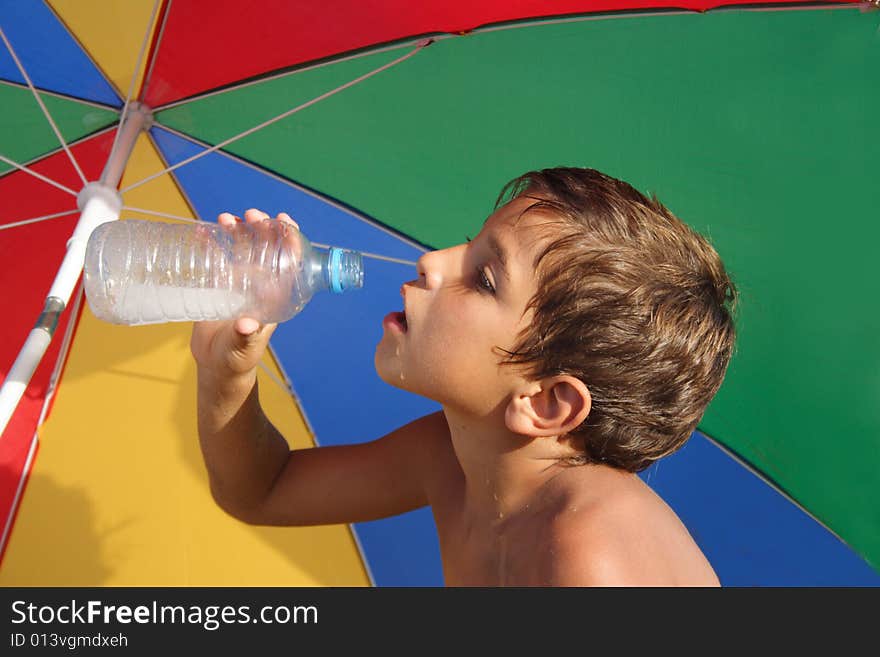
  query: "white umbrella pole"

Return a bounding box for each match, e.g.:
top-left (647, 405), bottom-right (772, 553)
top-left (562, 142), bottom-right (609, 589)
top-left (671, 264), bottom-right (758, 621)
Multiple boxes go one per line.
top-left (0, 103), bottom-right (153, 439)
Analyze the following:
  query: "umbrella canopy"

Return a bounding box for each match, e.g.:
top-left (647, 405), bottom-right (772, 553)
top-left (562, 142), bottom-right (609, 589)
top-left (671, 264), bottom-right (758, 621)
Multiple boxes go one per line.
top-left (0, 0), bottom-right (878, 586)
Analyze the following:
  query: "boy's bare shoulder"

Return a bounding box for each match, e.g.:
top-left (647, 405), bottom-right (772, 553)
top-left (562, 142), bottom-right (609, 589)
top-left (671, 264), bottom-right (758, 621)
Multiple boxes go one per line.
top-left (408, 410), bottom-right (459, 481)
top-left (541, 466), bottom-right (720, 587)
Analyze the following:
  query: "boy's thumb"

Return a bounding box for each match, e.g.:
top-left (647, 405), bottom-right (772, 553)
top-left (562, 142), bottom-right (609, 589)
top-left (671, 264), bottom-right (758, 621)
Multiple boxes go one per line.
top-left (235, 317), bottom-right (262, 338)
top-left (231, 317), bottom-right (276, 352)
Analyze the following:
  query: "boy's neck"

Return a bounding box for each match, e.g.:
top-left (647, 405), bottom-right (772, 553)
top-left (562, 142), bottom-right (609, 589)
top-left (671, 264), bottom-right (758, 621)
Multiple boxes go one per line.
top-left (441, 406), bottom-right (584, 524)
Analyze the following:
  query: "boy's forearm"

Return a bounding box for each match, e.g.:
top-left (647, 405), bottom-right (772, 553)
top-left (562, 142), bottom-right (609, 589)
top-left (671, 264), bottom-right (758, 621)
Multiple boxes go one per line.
top-left (196, 367), bottom-right (291, 520)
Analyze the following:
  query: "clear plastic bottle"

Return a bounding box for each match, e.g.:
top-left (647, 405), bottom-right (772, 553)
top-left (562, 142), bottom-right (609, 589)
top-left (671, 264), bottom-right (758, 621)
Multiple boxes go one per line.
top-left (83, 218), bottom-right (363, 325)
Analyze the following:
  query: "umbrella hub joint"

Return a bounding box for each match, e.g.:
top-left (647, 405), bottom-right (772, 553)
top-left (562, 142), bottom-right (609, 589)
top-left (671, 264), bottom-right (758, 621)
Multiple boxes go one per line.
top-left (125, 101), bottom-right (155, 130)
top-left (76, 182), bottom-right (123, 215)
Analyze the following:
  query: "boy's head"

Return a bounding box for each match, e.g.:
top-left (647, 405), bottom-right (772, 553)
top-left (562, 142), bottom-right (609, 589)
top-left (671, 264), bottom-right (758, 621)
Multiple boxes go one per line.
top-left (375, 167), bottom-right (737, 473)
top-left (493, 167), bottom-right (737, 472)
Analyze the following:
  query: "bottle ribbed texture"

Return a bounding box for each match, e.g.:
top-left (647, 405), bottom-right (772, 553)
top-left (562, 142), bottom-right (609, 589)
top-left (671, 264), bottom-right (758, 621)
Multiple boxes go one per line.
top-left (84, 219), bottom-right (363, 325)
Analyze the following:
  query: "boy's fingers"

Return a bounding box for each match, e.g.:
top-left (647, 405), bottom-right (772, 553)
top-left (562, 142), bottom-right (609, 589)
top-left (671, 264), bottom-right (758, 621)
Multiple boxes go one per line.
top-left (277, 212), bottom-right (299, 231)
top-left (243, 208), bottom-right (270, 223)
top-left (217, 212), bottom-right (238, 227)
top-left (275, 212), bottom-right (302, 258)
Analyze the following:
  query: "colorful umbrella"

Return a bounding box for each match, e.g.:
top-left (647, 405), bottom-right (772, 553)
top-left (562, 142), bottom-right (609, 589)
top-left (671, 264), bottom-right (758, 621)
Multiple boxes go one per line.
top-left (0, 0), bottom-right (878, 586)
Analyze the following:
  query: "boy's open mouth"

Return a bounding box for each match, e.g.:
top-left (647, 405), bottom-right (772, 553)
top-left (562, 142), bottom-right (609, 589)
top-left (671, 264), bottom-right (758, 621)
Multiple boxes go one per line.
top-left (387, 283), bottom-right (411, 333)
top-left (384, 310), bottom-right (408, 333)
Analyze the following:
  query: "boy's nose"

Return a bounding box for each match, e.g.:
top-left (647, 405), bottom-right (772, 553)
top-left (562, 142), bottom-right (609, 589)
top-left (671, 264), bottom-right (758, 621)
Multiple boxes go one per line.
top-left (415, 249), bottom-right (444, 290)
top-left (416, 244), bottom-right (466, 290)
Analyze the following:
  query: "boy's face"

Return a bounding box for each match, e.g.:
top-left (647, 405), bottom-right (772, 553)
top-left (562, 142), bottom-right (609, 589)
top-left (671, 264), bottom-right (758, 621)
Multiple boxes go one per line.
top-left (375, 195), bottom-right (553, 416)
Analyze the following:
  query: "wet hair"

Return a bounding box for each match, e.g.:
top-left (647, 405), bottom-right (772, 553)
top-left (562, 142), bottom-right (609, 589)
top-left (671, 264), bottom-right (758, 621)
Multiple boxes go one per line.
top-left (496, 167), bottom-right (737, 472)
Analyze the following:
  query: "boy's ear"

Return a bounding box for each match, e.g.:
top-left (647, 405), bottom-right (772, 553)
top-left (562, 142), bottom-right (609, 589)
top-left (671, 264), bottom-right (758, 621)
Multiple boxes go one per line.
top-left (504, 375), bottom-right (592, 437)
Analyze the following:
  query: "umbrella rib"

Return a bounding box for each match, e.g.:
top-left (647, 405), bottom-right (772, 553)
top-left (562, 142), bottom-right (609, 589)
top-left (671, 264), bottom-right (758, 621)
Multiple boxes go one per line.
top-left (0, 209), bottom-right (79, 231)
top-left (149, 125), bottom-right (431, 255)
top-left (0, 153), bottom-right (78, 196)
top-left (257, 361), bottom-right (296, 397)
top-left (156, 125), bottom-right (429, 264)
top-left (0, 79), bottom-right (121, 111)
top-left (107, 0), bottom-right (162, 175)
top-left (0, 26), bottom-right (88, 187)
top-left (475, 8), bottom-right (694, 34)
top-left (138, 0), bottom-right (172, 107)
top-left (471, 3), bottom-right (860, 36)
top-left (119, 40), bottom-right (432, 195)
top-left (713, 2), bottom-right (862, 14)
top-left (310, 243), bottom-right (418, 267)
top-left (154, 38), bottom-right (433, 113)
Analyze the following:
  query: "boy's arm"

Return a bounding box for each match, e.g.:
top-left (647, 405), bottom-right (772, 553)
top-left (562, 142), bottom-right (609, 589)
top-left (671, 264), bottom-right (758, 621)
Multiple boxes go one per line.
top-left (196, 357), bottom-right (442, 527)
top-left (235, 410), bottom-right (446, 526)
top-left (193, 208), bottom-right (441, 527)
top-left (195, 361), bottom-right (288, 522)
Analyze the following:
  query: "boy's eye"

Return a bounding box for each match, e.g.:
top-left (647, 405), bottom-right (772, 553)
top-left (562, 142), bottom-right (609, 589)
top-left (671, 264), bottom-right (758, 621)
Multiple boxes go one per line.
top-left (476, 267), bottom-right (495, 294)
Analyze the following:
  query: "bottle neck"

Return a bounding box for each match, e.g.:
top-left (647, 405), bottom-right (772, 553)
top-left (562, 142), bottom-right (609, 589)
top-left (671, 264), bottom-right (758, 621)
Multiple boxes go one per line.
top-left (319, 247), bottom-right (364, 293)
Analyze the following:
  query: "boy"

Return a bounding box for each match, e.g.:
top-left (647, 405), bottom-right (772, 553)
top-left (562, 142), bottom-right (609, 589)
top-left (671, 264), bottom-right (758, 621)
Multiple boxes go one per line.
top-left (191, 167), bottom-right (736, 586)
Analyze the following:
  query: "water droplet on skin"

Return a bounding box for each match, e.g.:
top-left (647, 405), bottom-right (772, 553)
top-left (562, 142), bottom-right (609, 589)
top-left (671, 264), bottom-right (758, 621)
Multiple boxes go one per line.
top-left (399, 371), bottom-right (405, 381)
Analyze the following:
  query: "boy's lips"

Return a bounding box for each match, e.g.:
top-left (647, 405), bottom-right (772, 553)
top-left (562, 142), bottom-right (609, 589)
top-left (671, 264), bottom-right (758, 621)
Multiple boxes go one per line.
top-left (383, 311), bottom-right (408, 333)
top-left (383, 284), bottom-right (411, 333)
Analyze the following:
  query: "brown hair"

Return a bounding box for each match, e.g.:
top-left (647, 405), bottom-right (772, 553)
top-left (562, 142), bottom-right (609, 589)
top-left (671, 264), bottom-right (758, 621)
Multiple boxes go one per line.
top-left (496, 167), bottom-right (737, 472)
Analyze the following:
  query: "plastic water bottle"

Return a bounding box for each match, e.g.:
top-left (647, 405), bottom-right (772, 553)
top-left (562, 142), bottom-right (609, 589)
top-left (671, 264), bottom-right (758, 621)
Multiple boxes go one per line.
top-left (83, 218), bottom-right (363, 325)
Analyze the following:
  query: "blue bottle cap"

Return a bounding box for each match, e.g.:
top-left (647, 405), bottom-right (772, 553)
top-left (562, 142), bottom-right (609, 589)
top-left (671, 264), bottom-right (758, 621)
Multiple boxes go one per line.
top-left (328, 247), bottom-right (364, 293)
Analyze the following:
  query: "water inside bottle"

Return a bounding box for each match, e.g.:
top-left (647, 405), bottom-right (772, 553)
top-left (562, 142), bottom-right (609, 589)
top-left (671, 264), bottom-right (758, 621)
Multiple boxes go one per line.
top-left (113, 283), bottom-right (246, 324)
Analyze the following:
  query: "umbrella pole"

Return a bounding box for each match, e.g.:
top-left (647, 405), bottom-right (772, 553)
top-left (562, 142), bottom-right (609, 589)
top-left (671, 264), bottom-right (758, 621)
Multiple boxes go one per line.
top-left (0, 104), bottom-right (153, 439)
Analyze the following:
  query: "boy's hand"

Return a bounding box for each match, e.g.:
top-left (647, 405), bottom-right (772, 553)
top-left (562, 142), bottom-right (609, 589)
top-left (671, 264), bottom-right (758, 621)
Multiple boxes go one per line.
top-left (190, 208), bottom-right (299, 378)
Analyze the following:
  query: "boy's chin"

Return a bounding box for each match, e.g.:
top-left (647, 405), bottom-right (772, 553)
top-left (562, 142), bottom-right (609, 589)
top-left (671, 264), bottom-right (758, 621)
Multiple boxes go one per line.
top-left (373, 352), bottom-right (408, 389)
